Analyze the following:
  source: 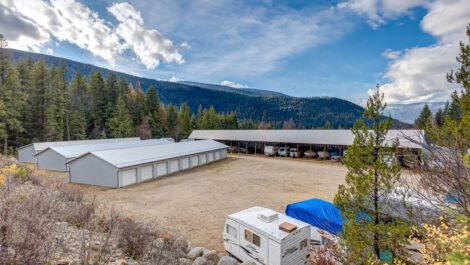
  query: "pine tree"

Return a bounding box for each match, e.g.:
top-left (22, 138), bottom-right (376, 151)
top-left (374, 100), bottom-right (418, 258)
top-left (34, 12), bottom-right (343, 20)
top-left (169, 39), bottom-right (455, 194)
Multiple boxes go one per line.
top-left (108, 96), bottom-right (134, 138)
top-left (178, 103), bottom-right (192, 139)
top-left (196, 104), bottom-right (204, 129)
top-left (166, 104), bottom-right (179, 140)
top-left (30, 58), bottom-right (49, 141)
top-left (145, 85), bottom-right (163, 137)
top-left (15, 58), bottom-right (35, 145)
top-left (69, 71), bottom-right (87, 140)
top-left (134, 81), bottom-right (146, 126)
top-left (414, 103), bottom-right (432, 129)
top-left (334, 85), bottom-right (410, 263)
top-left (434, 108), bottom-right (445, 127)
top-left (447, 91), bottom-right (462, 121)
top-left (0, 35), bottom-right (24, 153)
top-left (88, 72), bottom-right (107, 138)
top-left (126, 83), bottom-right (137, 124)
top-left (203, 106), bottom-right (219, 129)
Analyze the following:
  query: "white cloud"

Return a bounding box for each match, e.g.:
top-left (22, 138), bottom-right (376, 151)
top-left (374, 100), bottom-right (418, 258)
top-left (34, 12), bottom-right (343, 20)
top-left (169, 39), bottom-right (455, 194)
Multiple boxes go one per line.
top-left (139, 1), bottom-right (349, 79)
top-left (0, 3), bottom-right (49, 52)
top-left (169, 76), bottom-right (181, 82)
top-left (179, 42), bottom-right (191, 51)
top-left (382, 49), bottom-right (401, 60)
top-left (1, 0), bottom-right (184, 70)
top-left (45, 48), bottom-right (53, 55)
top-left (338, 0), bottom-right (429, 28)
top-left (378, 0), bottom-right (470, 103)
top-left (340, 0), bottom-right (470, 103)
top-left (108, 2), bottom-right (183, 69)
top-left (221, 80), bottom-right (249, 89)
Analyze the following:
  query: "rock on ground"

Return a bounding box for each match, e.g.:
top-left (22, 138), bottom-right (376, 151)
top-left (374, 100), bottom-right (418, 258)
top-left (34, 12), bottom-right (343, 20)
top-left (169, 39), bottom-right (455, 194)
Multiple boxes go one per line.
top-left (217, 256), bottom-right (238, 265)
top-left (192, 257), bottom-right (207, 265)
top-left (202, 250), bottom-right (219, 265)
top-left (187, 247), bottom-right (209, 260)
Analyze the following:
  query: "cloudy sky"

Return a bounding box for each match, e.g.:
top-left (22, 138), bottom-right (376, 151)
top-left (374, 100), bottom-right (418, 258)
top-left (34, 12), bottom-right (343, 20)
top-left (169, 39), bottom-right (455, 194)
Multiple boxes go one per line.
top-left (1, 0), bottom-right (469, 104)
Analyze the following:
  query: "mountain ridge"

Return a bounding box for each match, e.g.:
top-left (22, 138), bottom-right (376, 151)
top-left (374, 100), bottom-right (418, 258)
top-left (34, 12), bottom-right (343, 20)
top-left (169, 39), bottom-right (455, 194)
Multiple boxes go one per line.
top-left (8, 48), bottom-right (411, 129)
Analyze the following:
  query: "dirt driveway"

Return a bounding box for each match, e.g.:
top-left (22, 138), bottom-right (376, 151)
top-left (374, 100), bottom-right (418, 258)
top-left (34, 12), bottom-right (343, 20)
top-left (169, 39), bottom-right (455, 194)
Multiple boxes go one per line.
top-left (63, 155), bottom-right (346, 252)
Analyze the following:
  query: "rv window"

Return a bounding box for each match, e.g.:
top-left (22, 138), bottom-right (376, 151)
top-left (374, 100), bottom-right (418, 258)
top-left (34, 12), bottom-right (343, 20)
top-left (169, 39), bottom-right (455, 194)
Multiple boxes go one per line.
top-left (252, 233), bottom-right (261, 247)
top-left (244, 229), bottom-right (253, 242)
top-left (226, 224), bottom-right (237, 238)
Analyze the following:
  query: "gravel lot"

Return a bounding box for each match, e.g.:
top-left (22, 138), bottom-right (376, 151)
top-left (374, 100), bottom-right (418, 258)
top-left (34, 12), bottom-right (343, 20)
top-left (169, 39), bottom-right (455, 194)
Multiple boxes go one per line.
top-left (41, 154), bottom-right (347, 253)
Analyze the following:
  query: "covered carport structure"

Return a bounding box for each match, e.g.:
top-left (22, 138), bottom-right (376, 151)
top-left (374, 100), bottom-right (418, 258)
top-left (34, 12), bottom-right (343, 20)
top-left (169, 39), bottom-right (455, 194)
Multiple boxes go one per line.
top-left (188, 129), bottom-right (424, 159)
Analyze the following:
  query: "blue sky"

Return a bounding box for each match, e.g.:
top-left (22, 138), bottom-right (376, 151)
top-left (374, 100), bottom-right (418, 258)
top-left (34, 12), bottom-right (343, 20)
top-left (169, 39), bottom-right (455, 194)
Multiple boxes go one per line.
top-left (1, 0), bottom-right (469, 104)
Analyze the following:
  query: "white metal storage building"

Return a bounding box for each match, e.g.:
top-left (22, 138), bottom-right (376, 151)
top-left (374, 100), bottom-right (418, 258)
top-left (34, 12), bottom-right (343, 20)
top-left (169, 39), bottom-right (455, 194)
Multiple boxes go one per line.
top-left (67, 140), bottom-right (228, 188)
top-left (35, 139), bottom-right (173, 171)
top-left (17, 137), bottom-right (140, 163)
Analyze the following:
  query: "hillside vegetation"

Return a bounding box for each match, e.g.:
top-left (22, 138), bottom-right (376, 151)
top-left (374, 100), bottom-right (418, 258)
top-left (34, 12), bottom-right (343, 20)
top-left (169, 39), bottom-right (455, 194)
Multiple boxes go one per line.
top-left (8, 49), bottom-right (410, 131)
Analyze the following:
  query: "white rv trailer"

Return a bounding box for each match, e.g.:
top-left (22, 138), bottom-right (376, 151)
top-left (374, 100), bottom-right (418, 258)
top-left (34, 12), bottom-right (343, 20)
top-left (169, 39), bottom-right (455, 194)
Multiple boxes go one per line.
top-left (223, 207), bottom-right (310, 265)
top-left (264, 145), bottom-right (278, 156)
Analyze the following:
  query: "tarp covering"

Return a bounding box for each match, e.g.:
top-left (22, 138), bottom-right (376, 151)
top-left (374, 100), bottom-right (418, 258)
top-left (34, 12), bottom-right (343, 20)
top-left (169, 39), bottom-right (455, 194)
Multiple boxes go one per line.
top-left (286, 198), bottom-right (343, 235)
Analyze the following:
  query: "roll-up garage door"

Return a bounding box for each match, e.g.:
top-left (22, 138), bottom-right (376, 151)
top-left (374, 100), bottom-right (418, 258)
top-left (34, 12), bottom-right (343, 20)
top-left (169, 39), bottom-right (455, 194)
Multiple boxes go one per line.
top-left (169, 160), bottom-right (179, 174)
top-left (181, 157), bottom-right (190, 170)
top-left (214, 150), bottom-right (221, 160)
top-left (156, 162), bottom-right (167, 177)
top-left (121, 169), bottom-right (137, 186)
top-left (199, 154), bottom-right (207, 165)
top-left (208, 152), bottom-right (214, 162)
top-left (221, 149), bottom-right (227, 158)
top-left (190, 155), bottom-right (199, 167)
top-left (141, 165), bottom-right (153, 181)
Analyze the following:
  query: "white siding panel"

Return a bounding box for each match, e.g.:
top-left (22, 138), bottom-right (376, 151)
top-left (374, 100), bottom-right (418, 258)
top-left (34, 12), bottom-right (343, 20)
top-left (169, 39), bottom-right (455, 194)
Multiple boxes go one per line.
top-left (214, 150), bottom-right (221, 160)
top-left (141, 165), bottom-right (153, 181)
top-left (208, 152), bottom-right (214, 162)
top-left (69, 155), bottom-right (119, 187)
top-left (156, 162), bottom-right (167, 177)
top-left (199, 153), bottom-right (207, 165)
top-left (169, 160), bottom-right (179, 174)
top-left (181, 157), bottom-right (190, 170)
top-left (121, 169), bottom-right (137, 186)
top-left (221, 148), bottom-right (227, 158)
top-left (18, 145), bottom-right (36, 163)
top-left (190, 155), bottom-right (199, 167)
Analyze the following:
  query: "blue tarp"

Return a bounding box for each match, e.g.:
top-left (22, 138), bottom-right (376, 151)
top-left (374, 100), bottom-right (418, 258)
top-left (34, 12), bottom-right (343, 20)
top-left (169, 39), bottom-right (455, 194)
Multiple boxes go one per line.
top-left (285, 198), bottom-right (343, 235)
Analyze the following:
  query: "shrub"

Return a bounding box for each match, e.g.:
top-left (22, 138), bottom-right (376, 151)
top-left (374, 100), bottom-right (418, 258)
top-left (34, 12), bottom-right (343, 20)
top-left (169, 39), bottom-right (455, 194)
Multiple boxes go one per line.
top-left (117, 218), bottom-right (154, 259)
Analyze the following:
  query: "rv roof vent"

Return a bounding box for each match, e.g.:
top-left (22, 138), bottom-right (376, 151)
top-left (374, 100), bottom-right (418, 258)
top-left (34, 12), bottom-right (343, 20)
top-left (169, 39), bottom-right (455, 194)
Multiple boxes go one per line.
top-left (279, 222), bottom-right (297, 233)
top-left (257, 210), bottom-right (279, 223)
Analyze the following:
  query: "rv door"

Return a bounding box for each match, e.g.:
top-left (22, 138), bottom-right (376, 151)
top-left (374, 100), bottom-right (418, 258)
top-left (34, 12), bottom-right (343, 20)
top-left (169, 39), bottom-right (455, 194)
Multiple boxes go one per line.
top-left (223, 219), bottom-right (240, 257)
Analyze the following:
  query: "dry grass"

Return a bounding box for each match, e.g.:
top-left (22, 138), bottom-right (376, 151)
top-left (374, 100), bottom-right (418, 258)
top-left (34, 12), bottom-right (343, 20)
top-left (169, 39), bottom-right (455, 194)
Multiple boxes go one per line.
top-left (62, 154), bottom-right (348, 253)
top-left (0, 156), bottom-right (189, 265)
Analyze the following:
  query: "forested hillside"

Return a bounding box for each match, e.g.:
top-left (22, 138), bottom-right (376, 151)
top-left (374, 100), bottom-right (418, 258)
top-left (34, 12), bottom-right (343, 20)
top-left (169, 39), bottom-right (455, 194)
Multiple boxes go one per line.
top-left (8, 49), bottom-right (410, 130)
top-left (0, 44), bottom-right (410, 152)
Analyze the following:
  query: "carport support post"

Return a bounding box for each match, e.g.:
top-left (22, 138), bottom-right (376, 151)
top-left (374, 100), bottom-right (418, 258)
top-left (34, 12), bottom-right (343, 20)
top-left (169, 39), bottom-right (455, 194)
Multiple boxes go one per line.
top-left (255, 142), bottom-right (257, 156)
top-left (323, 145), bottom-right (326, 159)
top-left (339, 146), bottom-right (343, 161)
top-left (297, 144), bottom-right (299, 159)
top-left (309, 144), bottom-right (312, 159)
top-left (245, 142), bottom-right (248, 155)
top-left (238, 141), bottom-right (240, 153)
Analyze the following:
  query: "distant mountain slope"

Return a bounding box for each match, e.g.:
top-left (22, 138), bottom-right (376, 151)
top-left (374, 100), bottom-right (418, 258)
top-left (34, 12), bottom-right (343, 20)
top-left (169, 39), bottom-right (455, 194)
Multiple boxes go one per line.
top-left (179, 81), bottom-right (287, 97)
top-left (8, 49), bottom-right (411, 129)
top-left (386, 102), bottom-right (445, 124)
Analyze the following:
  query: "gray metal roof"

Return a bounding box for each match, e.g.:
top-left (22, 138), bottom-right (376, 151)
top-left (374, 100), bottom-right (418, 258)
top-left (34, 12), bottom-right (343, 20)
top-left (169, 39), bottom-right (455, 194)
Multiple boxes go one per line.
top-left (188, 129), bottom-right (424, 149)
top-left (68, 139), bottom-right (228, 169)
top-left (36, 139), bottom-right (173, 159)
top-left (19, 137), bottom-right (141, 152)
